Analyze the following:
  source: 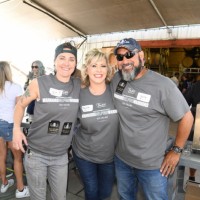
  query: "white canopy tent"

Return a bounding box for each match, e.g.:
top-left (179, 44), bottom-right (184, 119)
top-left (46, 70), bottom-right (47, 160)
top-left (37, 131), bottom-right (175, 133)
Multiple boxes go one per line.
top-left (69, 25), bottom-right (200, 68)
top-left (0, 0), bottom-right (200, 86)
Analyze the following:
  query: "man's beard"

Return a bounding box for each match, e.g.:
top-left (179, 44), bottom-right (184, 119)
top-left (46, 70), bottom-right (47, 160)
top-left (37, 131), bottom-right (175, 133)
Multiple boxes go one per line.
top-left (121, 59), bottom-right (143, 81)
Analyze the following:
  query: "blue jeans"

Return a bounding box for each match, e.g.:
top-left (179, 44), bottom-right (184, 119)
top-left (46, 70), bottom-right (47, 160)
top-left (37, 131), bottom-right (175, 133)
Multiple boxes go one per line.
top-left (114, 156), bottom-right (168, 200)
top-left (0, 119), bottom-right (13, 141)
top-left (73, 151), bottom-right (115, 200)
top-left (24, 149), bottom-right (68, 200)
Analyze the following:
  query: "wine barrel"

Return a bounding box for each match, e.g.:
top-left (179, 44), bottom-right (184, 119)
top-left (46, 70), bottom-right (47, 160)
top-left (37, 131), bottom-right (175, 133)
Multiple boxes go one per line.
top-left (182, 56), bottom-right (193, 68)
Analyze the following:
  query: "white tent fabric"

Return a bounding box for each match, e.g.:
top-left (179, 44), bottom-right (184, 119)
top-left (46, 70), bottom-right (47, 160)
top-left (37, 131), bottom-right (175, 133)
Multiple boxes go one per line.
top-left (0, 24), bottom-right (200, 86)
top-left (64, 25), bottom-right (200, 69)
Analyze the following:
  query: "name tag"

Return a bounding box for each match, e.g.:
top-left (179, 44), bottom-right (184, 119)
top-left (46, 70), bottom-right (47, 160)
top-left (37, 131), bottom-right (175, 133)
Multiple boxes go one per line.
top-left (116, 80), bottom-right (127, 94)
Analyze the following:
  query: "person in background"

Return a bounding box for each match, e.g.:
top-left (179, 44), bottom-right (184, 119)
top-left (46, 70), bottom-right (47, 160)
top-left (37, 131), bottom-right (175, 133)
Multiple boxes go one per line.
top-left (170, 72), bottom-right (179, 87)
top-left (111, 38), bottom-right (194, 200)
top-left (72, 49), bottom-right (119, 200)
top-left (24, 60), bottom-right (45, 90)
top-left (12, 42), bottom-right (81, 200)
top-left (0, 61), bottom-right (30, 198)
top-left (24, 60), bottom-right (45, 123)
top-left (184, 74), bottom-right (200, 182)
top-left (180, 73), bottom-right (190, 93)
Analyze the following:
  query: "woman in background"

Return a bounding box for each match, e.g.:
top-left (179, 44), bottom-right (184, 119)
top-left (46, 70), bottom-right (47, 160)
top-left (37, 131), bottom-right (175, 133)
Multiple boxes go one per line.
top-left (24, 60), bottom-right (45, 123)
top-left (0, 61), bottom-right (30, 198)
top-left (24, 60), bottom-right (45, 91)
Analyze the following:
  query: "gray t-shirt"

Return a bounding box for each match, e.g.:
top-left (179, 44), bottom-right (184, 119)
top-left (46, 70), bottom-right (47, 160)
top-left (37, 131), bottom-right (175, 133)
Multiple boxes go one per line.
top-left (27, 74), bottom-right (81, 156)
top-left (111, 70), bottom-right (190, 169)
top-left (72, 85), bottom-right (119, 163)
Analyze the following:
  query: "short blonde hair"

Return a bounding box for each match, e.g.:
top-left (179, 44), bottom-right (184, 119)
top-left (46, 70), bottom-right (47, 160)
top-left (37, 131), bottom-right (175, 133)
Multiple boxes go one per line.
top-left (0, 61), bottom-right (12, 93)
top-left (81, 48), bottom-right (112, 87)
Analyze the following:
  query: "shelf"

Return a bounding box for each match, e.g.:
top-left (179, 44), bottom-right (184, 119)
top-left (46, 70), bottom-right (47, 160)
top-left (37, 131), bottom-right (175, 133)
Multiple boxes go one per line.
top-left (184, 68), bottom-right (200, 73)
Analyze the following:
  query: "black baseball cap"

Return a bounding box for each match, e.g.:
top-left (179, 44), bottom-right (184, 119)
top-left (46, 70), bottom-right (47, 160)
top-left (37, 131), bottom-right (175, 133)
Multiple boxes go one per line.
top-left (54, 42), bottom-right (77, 61)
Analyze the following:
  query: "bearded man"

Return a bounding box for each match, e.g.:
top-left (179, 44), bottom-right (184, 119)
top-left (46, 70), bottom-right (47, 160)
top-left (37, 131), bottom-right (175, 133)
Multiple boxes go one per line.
top-left (111, 38), bottom-right (194, 200)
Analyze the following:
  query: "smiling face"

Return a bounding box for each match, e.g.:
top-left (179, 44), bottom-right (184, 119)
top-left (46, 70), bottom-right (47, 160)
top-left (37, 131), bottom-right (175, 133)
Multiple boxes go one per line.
top-left (116, 47), bottom-right (144, 81)
top-left (54, 50), bottom-right (76, 82)
top-left (87, 57), bottom-right (108, 86)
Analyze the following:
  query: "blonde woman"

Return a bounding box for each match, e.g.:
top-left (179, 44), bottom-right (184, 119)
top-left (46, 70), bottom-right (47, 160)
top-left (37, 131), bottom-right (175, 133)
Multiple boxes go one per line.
top-left (72, 49), bottom-right (119, 200)
top-left (0, 61), bottom-right (30, 198)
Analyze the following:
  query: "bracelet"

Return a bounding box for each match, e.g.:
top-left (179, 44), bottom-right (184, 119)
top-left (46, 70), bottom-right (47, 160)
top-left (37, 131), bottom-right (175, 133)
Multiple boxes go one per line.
top-left (171, 145), bottom-right (183, 153)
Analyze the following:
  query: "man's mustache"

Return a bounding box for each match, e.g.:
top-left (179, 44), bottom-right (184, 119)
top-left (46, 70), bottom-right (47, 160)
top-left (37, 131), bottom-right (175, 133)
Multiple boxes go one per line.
top-left (122, 63), bottom-right (134, 68)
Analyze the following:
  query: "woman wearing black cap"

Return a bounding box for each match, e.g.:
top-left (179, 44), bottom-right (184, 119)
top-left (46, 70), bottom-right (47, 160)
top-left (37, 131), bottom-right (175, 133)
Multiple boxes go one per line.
top-left (12, 42), bottom-right (81, 200)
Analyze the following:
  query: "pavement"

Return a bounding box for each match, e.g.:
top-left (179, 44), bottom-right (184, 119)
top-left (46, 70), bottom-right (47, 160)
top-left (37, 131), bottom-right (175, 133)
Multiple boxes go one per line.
top-left (1, 166), bottom-right (197, 200)
top-left (1, 121), bottom-right (200, 200)
top-left (0, 162), bottom-right (119, 200)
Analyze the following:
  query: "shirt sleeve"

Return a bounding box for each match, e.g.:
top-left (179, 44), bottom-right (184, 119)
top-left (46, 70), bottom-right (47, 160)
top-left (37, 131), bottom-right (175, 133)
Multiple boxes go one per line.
top-left (162, 85), bottom-right (190, 122)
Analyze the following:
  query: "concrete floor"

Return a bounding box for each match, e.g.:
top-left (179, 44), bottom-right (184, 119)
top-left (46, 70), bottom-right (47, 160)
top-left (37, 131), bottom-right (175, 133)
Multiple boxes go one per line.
top-left (2, 166), bottom-right (198, 200)
top-left (1, 121), bottom-right (200, 200)
top-left (0, 166), bottom-right (119, 200)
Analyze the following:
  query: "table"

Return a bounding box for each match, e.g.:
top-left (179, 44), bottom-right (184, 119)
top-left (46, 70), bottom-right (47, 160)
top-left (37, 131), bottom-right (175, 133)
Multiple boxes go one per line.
top-left (175, 148), bottom-right (200, 198)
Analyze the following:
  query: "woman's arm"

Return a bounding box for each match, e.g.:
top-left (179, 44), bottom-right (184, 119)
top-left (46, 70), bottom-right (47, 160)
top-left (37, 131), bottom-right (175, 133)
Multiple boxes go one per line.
top-left (13, 79), bottom-right (39, 152)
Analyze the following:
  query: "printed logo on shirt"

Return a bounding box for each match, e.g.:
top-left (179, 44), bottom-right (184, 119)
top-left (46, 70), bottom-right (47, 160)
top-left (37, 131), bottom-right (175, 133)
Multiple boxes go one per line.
top-left (137, 93), bottom-right (151, 103)
top-left (114, 93), bottom-right (151, 108)
top-left (49, 88), bottom-right (63, 97)
top-left (127, 87), bottom-right (136, 95)
top-left (42, 98), bottom-right (79, 103)
top-left (116, 80), bottom-right (127, 94)
top-left (61, 122), bottom-right (72, 135)
top-left (96, 103), bottom-right (106, 109)
top-left (48, 120), bottom-right (60, 134)
top-left (82, 109), bottom-right (117, 119)
top-left (82, 105), bottom-right (93, 112)
top-left (49, 88), bottom-right (69, 97)
top-left (62, 91), bottom-right (69, 96)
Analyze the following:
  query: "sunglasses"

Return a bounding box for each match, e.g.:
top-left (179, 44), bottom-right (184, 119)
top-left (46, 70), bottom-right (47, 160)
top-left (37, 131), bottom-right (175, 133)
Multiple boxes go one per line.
top-left (31, 66), bottom-right (38, 69)
top-left (116, 51), bottom-right (138, 61)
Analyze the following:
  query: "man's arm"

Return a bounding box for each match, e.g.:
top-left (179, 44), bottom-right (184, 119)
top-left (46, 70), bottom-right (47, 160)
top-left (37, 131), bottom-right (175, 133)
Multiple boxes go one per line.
top-left (160, 110), bottom-right (194, 177)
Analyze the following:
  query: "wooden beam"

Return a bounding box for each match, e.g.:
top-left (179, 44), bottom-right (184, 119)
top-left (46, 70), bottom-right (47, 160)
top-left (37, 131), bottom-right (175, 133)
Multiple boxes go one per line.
top-left (140, 39), bottom-right (200, 48)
